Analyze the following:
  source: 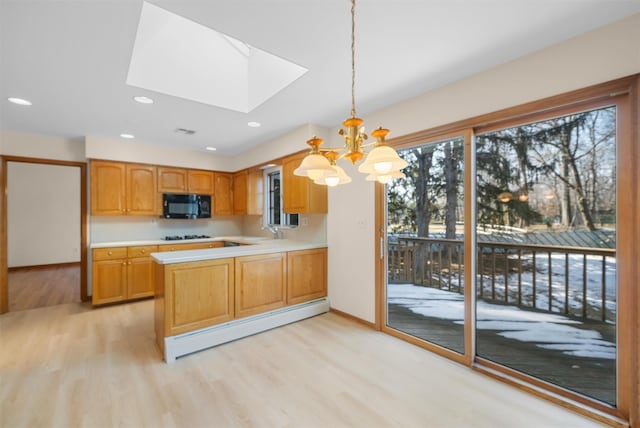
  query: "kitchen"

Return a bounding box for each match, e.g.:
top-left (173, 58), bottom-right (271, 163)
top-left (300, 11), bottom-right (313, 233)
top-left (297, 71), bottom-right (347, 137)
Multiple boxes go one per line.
top-left (1, 1), bottom-right (639, 426)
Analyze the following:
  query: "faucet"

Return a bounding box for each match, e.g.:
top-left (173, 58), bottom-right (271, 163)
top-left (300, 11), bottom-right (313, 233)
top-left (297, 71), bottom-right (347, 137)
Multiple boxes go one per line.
top-left (262, 225), bottom-right (281, 239)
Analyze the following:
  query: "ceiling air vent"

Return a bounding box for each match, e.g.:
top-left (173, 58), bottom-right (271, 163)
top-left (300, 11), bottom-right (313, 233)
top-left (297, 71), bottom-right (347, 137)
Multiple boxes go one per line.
top-left (175, 128), bottom-right (196, 135)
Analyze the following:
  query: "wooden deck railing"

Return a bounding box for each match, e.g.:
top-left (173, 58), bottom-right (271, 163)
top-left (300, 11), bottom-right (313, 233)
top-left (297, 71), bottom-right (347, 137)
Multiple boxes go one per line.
top-left (388, 237), bottom-right (616, 322)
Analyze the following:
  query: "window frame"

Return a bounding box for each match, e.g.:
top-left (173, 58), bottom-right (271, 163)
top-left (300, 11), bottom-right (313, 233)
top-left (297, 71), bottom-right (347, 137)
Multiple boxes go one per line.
top-left (263, 166), bottom-right (298, 228)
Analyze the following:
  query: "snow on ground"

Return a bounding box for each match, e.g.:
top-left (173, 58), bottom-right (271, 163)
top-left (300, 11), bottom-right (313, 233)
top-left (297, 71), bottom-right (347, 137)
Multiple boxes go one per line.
top-left (387, 283), bottom-right (616, 360)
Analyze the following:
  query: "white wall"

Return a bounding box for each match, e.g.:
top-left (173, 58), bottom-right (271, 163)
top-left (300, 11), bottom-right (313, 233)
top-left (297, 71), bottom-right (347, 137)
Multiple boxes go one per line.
top-left (0, 130), bottom-right (85, 162)
top-left (325, 13), bottom-right (640, 323)
top-left (85, 136), bottom-right (232, 171)
top-left (7, 162), bottom-right (81, 267)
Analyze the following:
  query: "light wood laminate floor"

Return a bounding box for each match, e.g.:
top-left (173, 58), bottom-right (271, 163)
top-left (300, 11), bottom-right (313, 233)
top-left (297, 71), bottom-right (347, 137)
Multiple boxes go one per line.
top-left (0, 300), bottom-right (603, 427)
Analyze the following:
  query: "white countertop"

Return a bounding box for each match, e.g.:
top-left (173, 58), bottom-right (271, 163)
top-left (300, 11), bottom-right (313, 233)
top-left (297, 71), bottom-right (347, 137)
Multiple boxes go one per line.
top-left (150, 239), bottom-right (327, 265)
top-left (90, 236), bottom-right (270, 249)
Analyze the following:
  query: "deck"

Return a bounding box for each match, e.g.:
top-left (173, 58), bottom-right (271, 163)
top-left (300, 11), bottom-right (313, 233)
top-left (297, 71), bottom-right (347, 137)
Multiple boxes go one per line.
top-left (387, 303), bottom-right (616, 405)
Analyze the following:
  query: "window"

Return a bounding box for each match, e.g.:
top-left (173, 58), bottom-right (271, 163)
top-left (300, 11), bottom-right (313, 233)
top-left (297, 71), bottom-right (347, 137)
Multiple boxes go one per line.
top-left (264, 167), bottom-right (298, 227)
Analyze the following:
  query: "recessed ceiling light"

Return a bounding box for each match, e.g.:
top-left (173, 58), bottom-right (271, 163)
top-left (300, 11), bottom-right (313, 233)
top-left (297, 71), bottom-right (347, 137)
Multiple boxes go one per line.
top-left (120, 133), bottom-right (135, 139)
top-left (205, 146), bottom-right (217, 151)
top-left (8, 97), bottom-right (32, 106)
top-left (247, 121), bottom-right (261, 128)
top-left (133, 95), bottom-right (154, 104)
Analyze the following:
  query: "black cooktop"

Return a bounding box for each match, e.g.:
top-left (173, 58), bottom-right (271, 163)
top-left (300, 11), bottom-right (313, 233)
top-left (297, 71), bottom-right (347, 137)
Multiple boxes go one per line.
top-left (164, 235), bottom-right (211, 241)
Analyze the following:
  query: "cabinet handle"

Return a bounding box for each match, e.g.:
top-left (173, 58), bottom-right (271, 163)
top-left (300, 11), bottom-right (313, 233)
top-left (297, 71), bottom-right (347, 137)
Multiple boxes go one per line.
top-left (122, 262), bottom-right (126, 266)
top-left (141, 249), bottom-right (146, 253)
top-left (108, 251), bottom-right (113, 256)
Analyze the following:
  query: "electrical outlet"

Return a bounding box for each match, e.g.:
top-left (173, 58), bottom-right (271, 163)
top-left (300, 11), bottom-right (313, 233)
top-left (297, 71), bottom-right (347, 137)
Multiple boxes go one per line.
top-left (301, 216), bottom-right (309, 226)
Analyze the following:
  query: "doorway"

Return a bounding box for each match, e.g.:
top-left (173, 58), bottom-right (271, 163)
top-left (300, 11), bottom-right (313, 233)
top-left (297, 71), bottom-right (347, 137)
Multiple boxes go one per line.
top-left (0, 156), bottom-right (87, 313)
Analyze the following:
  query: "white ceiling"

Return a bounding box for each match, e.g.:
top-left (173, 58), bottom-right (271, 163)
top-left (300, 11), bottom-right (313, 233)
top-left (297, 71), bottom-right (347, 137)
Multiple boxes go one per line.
top-left (2, 0), bottom-right (639, 156)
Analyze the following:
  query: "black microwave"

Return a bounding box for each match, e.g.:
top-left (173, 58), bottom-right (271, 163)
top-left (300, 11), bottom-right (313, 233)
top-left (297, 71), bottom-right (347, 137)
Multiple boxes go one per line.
top-left (162, 194), bottom-right (211, 219)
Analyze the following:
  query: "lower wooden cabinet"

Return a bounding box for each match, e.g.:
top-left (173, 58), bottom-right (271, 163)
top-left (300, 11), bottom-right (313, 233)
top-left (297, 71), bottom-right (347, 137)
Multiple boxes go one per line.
top-left (287, 248), bottom-right (327, 305)
top-left (161, 258), bottom-right (235, 336)
top-left (154, 247), bottom-right (327, 345)
top-left (92, 245), bottom-right (157, 305)
top-left (235, 253), bottom-right (286, 318)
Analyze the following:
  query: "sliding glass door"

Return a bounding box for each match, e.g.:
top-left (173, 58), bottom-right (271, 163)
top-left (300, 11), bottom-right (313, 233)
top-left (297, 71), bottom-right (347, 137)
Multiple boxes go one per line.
top-left (381, 90), bottom-right (629, 415)
top-left (474, 105), bottom-right (617, 405)
top-left (386, 136), bottom-right (466, 355)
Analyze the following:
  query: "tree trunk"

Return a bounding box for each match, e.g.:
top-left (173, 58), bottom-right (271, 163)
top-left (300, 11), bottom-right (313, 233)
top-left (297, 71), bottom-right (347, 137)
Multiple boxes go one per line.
top-left (443, 142), bottom-right (458, 240)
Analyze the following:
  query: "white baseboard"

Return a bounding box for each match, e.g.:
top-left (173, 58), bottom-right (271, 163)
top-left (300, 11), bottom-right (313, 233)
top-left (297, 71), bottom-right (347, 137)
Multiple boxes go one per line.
top-left (164, 297), bottom-right (330, 362)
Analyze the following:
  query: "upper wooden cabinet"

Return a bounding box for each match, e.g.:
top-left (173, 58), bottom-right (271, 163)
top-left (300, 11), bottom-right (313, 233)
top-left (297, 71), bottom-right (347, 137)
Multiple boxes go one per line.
top-left (126, 164), bottom-right (157, 215)
top-left (214, 172), bottom-right (233, 215)
top-left (247, 170), bottom-right (264, 216)
top-left (91, 161), bottom-right (125, 215)
top-left (233, 170), bottom-right (248, 215)
top-left (158, 167), bottom-right (215, 195)
top-left (91, 161), bottom-right (156, 216)
top-left (187, 170), bottom-right (214, 194)
top-left (282, 153), bottom-right (328, 214)
top-left (157, 167), bottom-right (188, 193)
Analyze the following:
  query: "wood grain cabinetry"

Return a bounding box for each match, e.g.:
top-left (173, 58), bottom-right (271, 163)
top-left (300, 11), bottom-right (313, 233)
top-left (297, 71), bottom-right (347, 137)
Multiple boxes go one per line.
top-left (154, 247), bottom-right (327, 349)
top-left (92, 245), bottom-right (157, 305)
top-left (126, 245), bottom-right (157, 299)
top-left (232, 170), bottom-right (248, 215)
top-left (126, 164), bottom-right (157, 215)
top-left (282, 153), bottom-right (327, 214)
top-left (287, 248), bottom-right (327, 305)
top-left (92, 247), bottom-right (127, 304)
top-left (157, 167), bottom-right (188, 193)
top-left (159, 258), bottom-right (235, 337)
top-left (91, 161), bottom-right (156, 216)
top-left (214, 173), bottom-right (233, 215)
top-left (234, 253), bottom-right (286, 318)
top-left (187, 170), bottom-right (214, 194)
top-left (246, 170), bottom-right (264, 215)
top-left (158, 167), bottom-right (214, 195)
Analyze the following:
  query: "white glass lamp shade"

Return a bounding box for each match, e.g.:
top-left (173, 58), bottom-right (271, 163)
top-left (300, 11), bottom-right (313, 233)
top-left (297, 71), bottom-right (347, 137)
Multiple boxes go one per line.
top-left (293, 154), bottom-right (333, 180)
top-left (365, 170), bottom-right (405, 184)
top-left (358, 145), bottom-right (408, 174)
top-left (314, 165), bottom-right (352, 187)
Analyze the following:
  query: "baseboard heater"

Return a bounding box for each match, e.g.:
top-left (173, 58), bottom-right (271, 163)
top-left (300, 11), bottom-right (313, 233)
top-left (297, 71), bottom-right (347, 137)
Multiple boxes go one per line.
top-left (164, 297), bottom-right (330, 362)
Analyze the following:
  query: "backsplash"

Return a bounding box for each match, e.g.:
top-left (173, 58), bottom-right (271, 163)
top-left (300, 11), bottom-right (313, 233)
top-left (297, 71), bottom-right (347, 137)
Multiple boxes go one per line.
top-left (89, 215), bottom-right (243, 243)
top-left (242, 214), bottom-right (327, 244)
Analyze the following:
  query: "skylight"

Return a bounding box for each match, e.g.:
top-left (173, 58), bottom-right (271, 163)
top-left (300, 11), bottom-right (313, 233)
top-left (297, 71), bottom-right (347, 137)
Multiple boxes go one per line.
top-left (126, 2), bottom-right (308, 113)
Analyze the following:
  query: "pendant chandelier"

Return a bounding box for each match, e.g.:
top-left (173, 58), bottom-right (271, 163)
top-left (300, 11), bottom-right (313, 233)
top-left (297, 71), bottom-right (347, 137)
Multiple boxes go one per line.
top-left (294, 0), bottom-right (407, 186)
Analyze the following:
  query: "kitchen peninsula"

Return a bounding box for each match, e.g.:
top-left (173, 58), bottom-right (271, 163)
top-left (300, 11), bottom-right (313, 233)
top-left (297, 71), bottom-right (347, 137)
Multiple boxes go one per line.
top-left (151, 239), bottom-right (328, 362)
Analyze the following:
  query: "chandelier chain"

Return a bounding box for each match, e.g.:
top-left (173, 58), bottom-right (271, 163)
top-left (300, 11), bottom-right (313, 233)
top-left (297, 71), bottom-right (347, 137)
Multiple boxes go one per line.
top-left (350, 0), bottom-right (356, 118)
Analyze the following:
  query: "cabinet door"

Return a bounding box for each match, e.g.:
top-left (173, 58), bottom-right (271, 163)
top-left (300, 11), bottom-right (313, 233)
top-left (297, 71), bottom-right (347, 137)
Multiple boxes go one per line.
top-left (164, 258), bottom-right (235, 336)
top-left (287, 248), bottom-right (327, 305)
top-left (158, 167), bottom-right (188, 193)
top-left (92, 258), bottom-right (127, 305)
top-left (233, 171), bottom-right (248, 215)
top-left (282, 154), bottom-right (308, 214)
top-left (126, 164), bottom-right (157, 215)
top-left (91, 161), bottom-right (125, 215)
top-left (282, 153), bottom-right (328, 214)
top-left (188, 170), bottom-right (214, 194)
top-left (127, 256), bottom-right (155, 299)
top-left (214, 173), bottom-right (233, 215)
top-left (247, 170), bottom-right (264, 215)
top-left (235, 253), bottom-right (286, 318)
